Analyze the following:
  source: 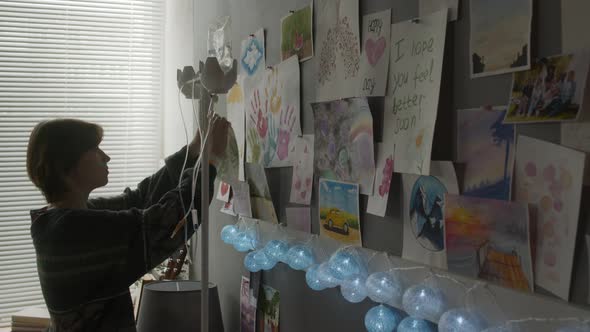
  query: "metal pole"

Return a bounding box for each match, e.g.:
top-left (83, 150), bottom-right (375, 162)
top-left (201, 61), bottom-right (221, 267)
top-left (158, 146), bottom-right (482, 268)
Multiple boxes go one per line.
top-left (199, 89), bottom-right (210, 332)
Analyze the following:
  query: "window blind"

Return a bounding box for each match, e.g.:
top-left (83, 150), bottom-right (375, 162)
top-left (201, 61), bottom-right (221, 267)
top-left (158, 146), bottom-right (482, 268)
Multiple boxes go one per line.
top-left (0, 0), bottom-right (165, 327)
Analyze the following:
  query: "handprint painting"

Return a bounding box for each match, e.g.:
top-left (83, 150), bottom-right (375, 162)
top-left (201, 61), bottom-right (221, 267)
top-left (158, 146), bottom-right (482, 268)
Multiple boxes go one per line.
top-left (246, 55), bottom-right (301, 168)
top-left (312, 98), bottom-right (375, 195)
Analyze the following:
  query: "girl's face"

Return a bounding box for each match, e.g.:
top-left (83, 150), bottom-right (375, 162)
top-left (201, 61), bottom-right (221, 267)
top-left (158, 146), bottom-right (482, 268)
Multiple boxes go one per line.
top-left (68, 146), bottom-right (110, 192)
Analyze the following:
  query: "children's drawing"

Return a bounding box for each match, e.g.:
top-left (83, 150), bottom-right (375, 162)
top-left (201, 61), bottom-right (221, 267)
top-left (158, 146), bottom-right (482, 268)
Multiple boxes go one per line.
top-left (256, 284), bottom-right (280, 332)
top-left (312, 98), bottom-right (375, 195)
top-left (514, 135), bottom-right (585, 300)
top-left (240, 29), bottom-right (265, 77)
top-left (281, 3), bottom-right (314, 62)
top-left (445, 194), bottom-right (534, 292)
top-left (384, 10), bottom-right (447, 175)
top-left (240, 276), bottom-right (257, 332)
top-left (358, 9), bottom-right (391, 97)
top-left (315, 0), bottom-right (361, 102)
top-left (285, 207), bottom-right (311, 233)
top-left (246, 163), bottom-right (278, 224)
top-left (504, 53), bottom-right (590, 123)
top-left (246, 55), bottom-right (301, 168)
top-left (289, 135), bottom-right (314, 205)
top-left (232, 181), bottom-right (252, 218)
top-left (367, 143), bottom-right (394, 217)
top-left (319, 178), bottom-right (361, 246)
top-left (457, 107), bottom-right (515, 201)
top-left (402, 161), bottom-right (459, 269)
top-left (227, 79), bottom-right (246, 181)
top-left (470, 0), bottom-right (531, 78)
top-left (216, 180), bottom-right (231, 202)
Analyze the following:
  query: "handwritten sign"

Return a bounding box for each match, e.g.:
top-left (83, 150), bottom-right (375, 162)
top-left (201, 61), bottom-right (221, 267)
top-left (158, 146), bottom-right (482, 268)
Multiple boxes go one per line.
top-left (384, 9), bottom-right (447, 175)
top-left (358, 9), bottom-right (391, 97)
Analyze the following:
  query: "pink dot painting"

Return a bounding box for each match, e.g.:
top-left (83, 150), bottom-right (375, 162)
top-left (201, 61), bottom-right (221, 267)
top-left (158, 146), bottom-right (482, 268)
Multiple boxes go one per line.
top-left (553, 200), bottom-right (563, 212)
top-left (543, 165), bottom-right (555, 182)
top-left (525, 162), bottom-right (537, 177)
top-left (544, 251), bottom-right (557, 267)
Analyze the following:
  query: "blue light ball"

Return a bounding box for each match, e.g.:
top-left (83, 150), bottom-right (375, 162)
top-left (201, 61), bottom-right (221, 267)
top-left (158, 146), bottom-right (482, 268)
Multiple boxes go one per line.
top-left (328, 249), bottom-right (366, 280)
top-left (244, 251), bottom-right (261, 272)
top-left (402, 284), bottom-right (447, 322)
top-left (233, 232), bottom-right (255, 252)
top-left (286, 244), bottom-right (315, 270)
top-left (253, 249), bottom-right (277, 270)
top-left (317, 262), bottom-right (341, 288)
top-left (340, 275), bottom-right (368, 303)
top-left (439, 309), bottom-right (488, 332)
top-left (305, 264), bottom-right (326, 291)
top-left (263, 239), bottom-right (290, 262)
top-left (556, 324), bottom-right (590, 332)
top-left (397, 317), bottom-right (436, 332)
top-left (221, 224), bottom-right (239, 244)
top-left (364, 304), bottom-right (402, 332)
top-left (366, 272), bottom-right (403, 304)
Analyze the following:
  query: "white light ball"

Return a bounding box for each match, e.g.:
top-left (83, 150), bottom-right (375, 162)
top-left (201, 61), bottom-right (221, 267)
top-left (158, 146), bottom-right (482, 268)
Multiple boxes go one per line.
top-left (340, 275), bottom-right (368, 303)
top-left (438, 308), bottom-right (488, 332)
top-left (402, 284), bottom-right (447, 322)
top-left (364, 304), bottom-right (402, 332)
top-left (365, 271), bottom-right (403, 304)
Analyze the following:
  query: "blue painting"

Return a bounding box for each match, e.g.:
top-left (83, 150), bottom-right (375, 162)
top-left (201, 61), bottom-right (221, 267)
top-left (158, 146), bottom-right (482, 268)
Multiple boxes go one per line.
top-left (409, 175), bottom-right (447, 251)
top-left (457, 107), bottom-right (515, 201)
top-left (241, 30), bottom-right (265, 77)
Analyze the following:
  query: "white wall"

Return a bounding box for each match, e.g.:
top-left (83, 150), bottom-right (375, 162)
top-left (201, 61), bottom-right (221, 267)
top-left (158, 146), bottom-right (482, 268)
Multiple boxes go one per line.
top-left (162, 0), bottom-right (196, 159)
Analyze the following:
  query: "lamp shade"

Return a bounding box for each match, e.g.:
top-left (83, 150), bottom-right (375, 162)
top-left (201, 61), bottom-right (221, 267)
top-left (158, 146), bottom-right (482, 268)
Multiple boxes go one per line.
top-left (136, 281), bottom-right (223, 332)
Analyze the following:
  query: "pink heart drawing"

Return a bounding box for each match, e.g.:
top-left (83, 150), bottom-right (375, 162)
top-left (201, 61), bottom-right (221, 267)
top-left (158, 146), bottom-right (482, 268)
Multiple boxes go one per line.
top-left (365, 37), bottom-right (386, 67)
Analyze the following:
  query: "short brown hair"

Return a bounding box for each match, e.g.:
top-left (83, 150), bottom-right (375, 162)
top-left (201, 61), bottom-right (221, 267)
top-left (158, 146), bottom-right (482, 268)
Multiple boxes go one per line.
top-left (26, 119), bottom-right (103, 203)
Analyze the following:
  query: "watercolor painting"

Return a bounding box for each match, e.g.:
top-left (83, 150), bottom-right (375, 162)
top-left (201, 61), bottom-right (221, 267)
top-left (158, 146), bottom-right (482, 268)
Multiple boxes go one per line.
top-left (457, 107), bottom-right (515, 201)
top-left (289, 135), bottom-right (314, 205)
top-left (319, 178), bottom-right (361, 246)
top-left (246, 55), bottom-right (301, 168)
top-left (366, 142), bottom-right (394, 217)
top-left (256, 284), bottom-right (280, 332)
top-left (315, 0), bottom-right (361, 102)
top-left (504, 53), bottom-right (590, 123)
top-left (241, 29), bottom-right (265, 77)
top-left (445, 194), bottom-right (534, 292)
top-left (240, 276), bottom-right (257, 332)
top-left (312, 98), bottom-right (375, 195)
top-left (285, 207), bottom-right (311, 233)
top-left (280, 3), bottom-right (313, 62)
top-left (470, 0), bottom-right (531, 78)
top-left (402, 161), bottom-right (459, 269)
top-left (514, 135), bottom-right (585, 300)
top-left (419, 0), bottom-right (458, 21)
top-left (358, 9), bottom-right (391, 97)
top-left (385, 10), bottom-right (447, 175)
